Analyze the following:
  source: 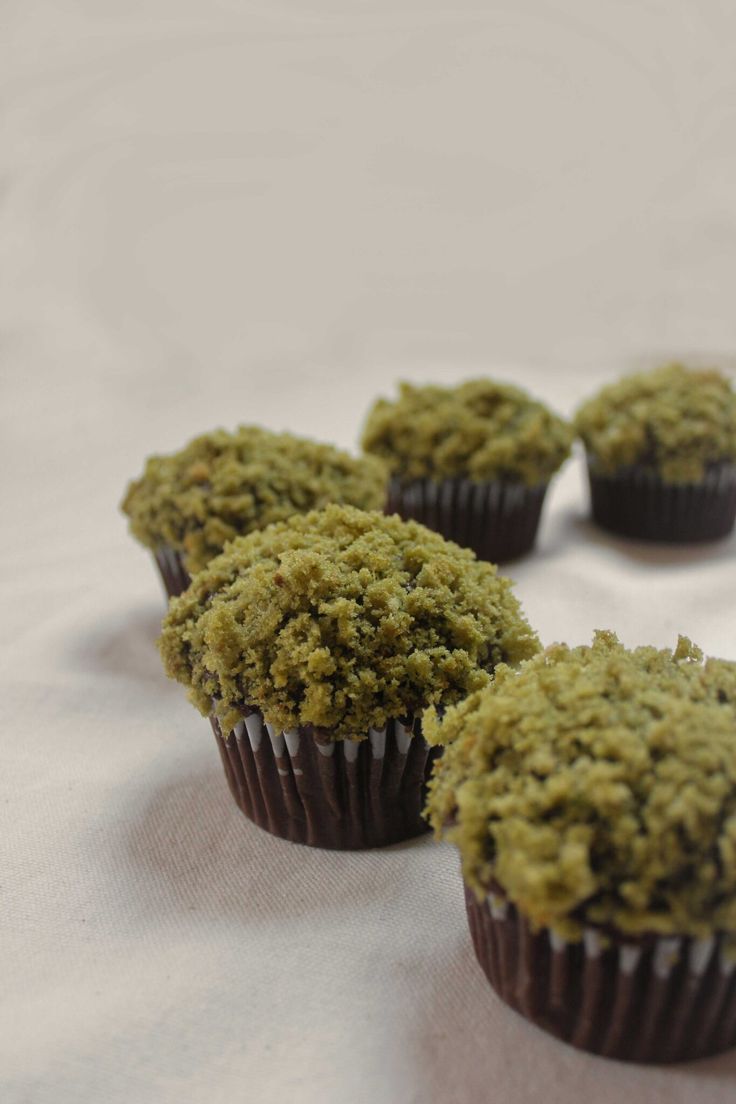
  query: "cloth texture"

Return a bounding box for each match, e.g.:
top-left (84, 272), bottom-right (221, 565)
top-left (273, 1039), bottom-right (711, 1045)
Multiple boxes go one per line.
top-left (2, 2), bottom-right (736, 1101)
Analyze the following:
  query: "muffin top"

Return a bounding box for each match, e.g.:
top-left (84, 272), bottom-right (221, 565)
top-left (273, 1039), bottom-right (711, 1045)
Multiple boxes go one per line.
top-left (159, 504), bottom-right (540, 740)
top-left (575, 363), bottom-right (736, 483)
top-left (121, 426), bottom-right (388, 574)
top-left (426, 631), bottom-right (736, 940)
top-left (361, 379), bottom-right (573, 484)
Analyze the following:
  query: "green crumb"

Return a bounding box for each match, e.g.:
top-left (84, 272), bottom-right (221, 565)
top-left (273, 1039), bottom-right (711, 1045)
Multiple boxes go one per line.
top-left (574, 363), bottom-right (736, 483)
top-left (121, 426), bottom-right (388, 574)
top-left (426, 631), bottom-right (736, 940)
top-left (158, 504), bottom-right (540, 740)
top-left (361, 379), bottom-right (573, 484)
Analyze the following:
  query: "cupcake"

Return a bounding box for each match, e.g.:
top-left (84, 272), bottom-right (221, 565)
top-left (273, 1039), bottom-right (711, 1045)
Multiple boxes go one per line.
top-left (361, 379), bottom-right (573, 563)
top-left (575, 363), bottom-right (736, 542)
top-left (159, 504), bottom-right (539, 850)
top-left (426, 632), bottom-right (736, 1062)
top-left (121, 426), bottom-right (388, 597)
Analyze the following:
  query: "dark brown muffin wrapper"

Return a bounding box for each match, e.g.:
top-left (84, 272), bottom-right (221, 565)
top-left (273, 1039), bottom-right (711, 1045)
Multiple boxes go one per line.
top-left (586, 459), bottom-right (736, 543)
top-left (385, 476), bottom-right (548, 563)
top-left (211, 709), bottom-right (440, 850)
top-left (153, 545), bottom-right (191, 599)
top-left (464, 884), bottom-right (736, 1063)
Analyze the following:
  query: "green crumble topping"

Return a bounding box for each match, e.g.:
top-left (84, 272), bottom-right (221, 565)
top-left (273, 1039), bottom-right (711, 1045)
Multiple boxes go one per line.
top-left (158, 504), bottom-right (540, 740)
top-left (575, 363), bottom-right (736, 483)
top-left (426, 631), bottom-right (736, 940)
top-left (361, 379), bottom-right (573, 484)
top-left (121, 426), bottom-right (388, 574)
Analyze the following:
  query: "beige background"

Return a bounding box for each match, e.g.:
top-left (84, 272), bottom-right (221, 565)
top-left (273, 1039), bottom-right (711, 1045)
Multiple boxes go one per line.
top-left (2, 2), bottom-right (736, 1101)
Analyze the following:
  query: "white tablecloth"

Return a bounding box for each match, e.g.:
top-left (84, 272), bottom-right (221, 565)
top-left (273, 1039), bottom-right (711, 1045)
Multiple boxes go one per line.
top-left (3, 3), bottom-right (736, 1101)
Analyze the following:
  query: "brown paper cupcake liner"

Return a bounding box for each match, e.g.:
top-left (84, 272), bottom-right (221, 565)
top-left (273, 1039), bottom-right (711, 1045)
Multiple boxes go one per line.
top-left (211, 709), bottom-right (440, 849)
top-left (153, 545), bottom-right (191, 599)
top-left (587, 460), bottom-right (736, 543)
top-left (385, 476), bottom-right (548, 563)
top-left (464, 885), bottom-right (736, 1062)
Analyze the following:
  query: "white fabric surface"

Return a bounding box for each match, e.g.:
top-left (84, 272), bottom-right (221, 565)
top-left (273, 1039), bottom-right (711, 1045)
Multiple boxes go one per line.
top-left (3, 2), bottom-right (736, 1101)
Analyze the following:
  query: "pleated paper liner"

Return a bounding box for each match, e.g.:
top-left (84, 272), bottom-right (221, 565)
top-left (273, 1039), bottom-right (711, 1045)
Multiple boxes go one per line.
top-left (385, 476), bottom-right (548, 563)
top-left (153, 545), bottom-right (191, 599)
top-left (211, 708), bottom-right (440, 849)
top-left (464, 885), bottom-right (736, 1063)
top-left (587, 460), bottom-right (736, 543)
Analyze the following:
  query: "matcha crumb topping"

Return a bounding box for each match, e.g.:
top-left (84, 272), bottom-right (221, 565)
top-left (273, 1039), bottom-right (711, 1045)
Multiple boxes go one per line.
top-left (575, 363), bottom-right (736, 483)
top-left (121, 426), bottom-right (388, 573)
top-left (426, 631), bottom-right (736, 940)
top-left (361, 379), bottom-right (573, 484)
top-left (158, 505), bottom-right (540, 739)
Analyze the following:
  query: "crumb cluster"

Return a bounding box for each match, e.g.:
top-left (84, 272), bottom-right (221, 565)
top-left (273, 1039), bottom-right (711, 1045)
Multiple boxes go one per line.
top-left (575, 363), bottom-right (736, 483)
top-left (122, 426), bottom-right (388, 573)
top-left (159, 505), bottom-right (539, 739)
top-left (426, 631), bottom-right (736, 939)
top-left (362, 379), bottom-right (573, 484)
